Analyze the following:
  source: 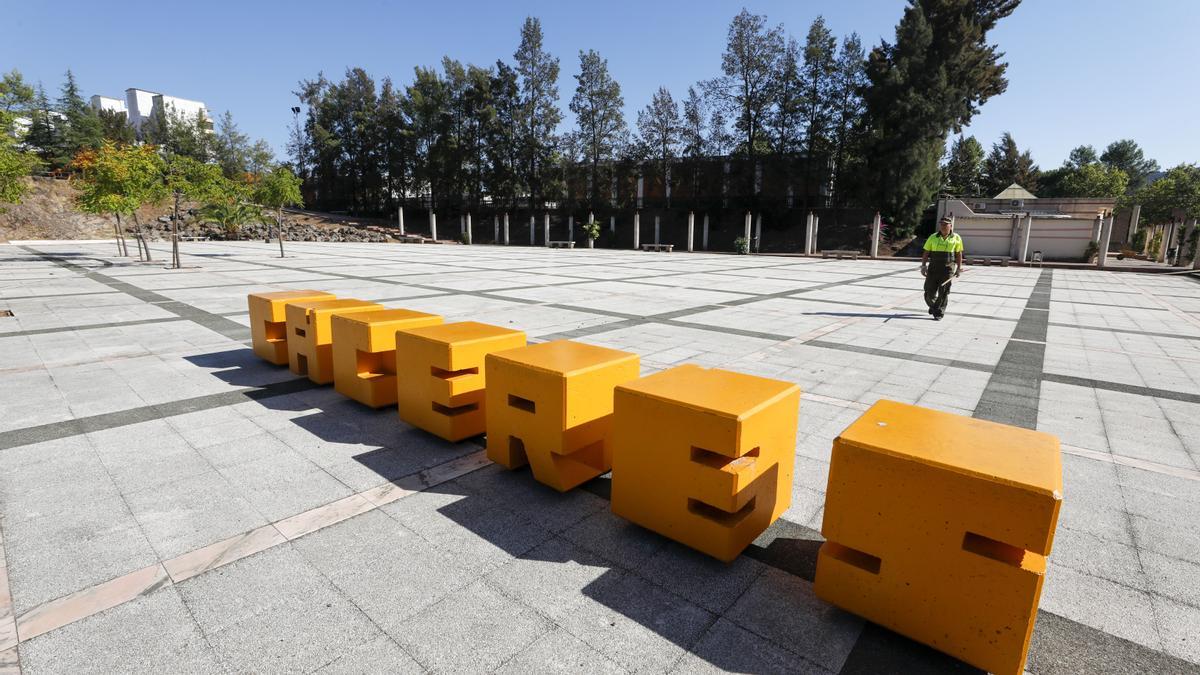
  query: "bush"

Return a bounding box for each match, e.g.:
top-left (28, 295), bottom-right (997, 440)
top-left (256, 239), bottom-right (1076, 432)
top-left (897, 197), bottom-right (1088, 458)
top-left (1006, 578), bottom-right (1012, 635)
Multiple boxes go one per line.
top-left (582, 220), bottom-right (601, 241)
top-left (1084, 240), bottom-right (1099, 263)
top-left (734, 236), bottom-right (749, 254)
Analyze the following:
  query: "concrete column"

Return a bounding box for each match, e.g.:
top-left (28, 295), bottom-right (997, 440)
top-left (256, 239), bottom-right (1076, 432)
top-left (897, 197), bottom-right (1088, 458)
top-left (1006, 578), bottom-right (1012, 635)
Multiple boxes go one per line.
top-left (633, 212), bottom-right (640, 249)
top-left (430, 212), bottom-right (437, 241)
top-left (1098, 214), bottom-right (1113, 268)
top-left (609, 215), bottom-right (615, 233)
top-left (493, 214), bottom-right (499, 243)
top-left (805, 212), bottom-right (814, 255)
top-left (743, 211), bottom-right (751, 246)
top-left (654, 216), bottom-right (660, 245)
top-left (503, 213), bottom-right (510, 245)
top-left (398, 207), bottom-right (405, 235)
top-left (637, 174), bottom-right (644, 209)
top-left (754, 213), bottom-right (762, 253)
top-left (1021, 214), bottom-right (1034, 263)
top-left (1128, 204), bottom-right (1141, 245)
top-left (465, 213), bottom-right (472, 245)
top-left (812, 215), bottom-right (820, 254)
top-left (702, 214), bottom-right (709, 250)
top-left (529, 215), bottom-right (535, 245)
top-left (1093, 215), bottom-right (1102, 243)
top-left (1188, 218), bottom-right (1199, 268)
top-left (1158, 222), bottom-right (1172, 262)
top-left (544, 213), bottom-right (550, 247)
top-left (569, 215), bottom-right (574, 242)
top-left (460, 214), bottom-right (465, 235)
top-left (687, 212), bottom-right (694, 253)
top-left (870, 212), bottom-right (881, 259)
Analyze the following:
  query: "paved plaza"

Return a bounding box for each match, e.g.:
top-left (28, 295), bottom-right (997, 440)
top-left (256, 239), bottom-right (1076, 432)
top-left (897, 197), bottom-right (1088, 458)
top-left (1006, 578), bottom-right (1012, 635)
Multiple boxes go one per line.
top-left (1, 239), bottom-right (1199, 674)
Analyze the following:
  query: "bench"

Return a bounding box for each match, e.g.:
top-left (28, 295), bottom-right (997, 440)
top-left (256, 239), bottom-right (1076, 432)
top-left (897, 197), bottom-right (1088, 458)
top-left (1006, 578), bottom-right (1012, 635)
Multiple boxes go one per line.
top-left (821, 250), bottom-right (860, 260)
top-left (641, 244), bottom-right (674, 252)
top-left (549, 240), bottom-right (576, 248)
top-left (968, 256), bottom-right (1010, 266)
top-left (179, 236), bottom-right (210, 242)
top-left (396, 235), bottom-right (425, 244)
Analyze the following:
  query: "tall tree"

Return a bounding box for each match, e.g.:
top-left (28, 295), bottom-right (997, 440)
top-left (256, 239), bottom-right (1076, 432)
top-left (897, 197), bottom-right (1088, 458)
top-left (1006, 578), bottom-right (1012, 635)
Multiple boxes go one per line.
top-left (1066, 144), bottom-right (1098, 168)
top-left (983, 132), bottom-right (1039, 195)
top-left (55, 70), bottom-right (103, 168)
top-left (24, 83), bottom-right (59, 167)
top-left (705, 9), bottom-right (784, 200)
top-left (213, 110), bottom-right (250, 177)
top-left (97, 109), bottom-right (135, 144)
top-left (862, 0), bottom-right (1019, 234)
top-left (706, 106), bottom-right (734, 156)
top-left (1101, 139), bottom-right (1159, 191)
top-left (485, 61), bottom-right (522, 209)
top-left (514, 17), bottom-right (561, 210)
top-left (681, 86), bottom-right (707, 204)
top-left (942, 135), bottom-right (985, 197)
top-left (637, 87), bottom-right (681, 207)
top-left (1133, 164), bottom-right (1200, 237)
top-left (828, 33), bottom-right (867, 206)
top-left (0, 70), bottom-right (34, 114)
top-left (799, 16), bottom-right (838, 207)
top-left (404, 66), bottom-right (450, 213)
top-left (769, 37), bottom-right (804, 155)
top-left (569, 49), bottom-right (626, 207)
top-left (74, 142), bottom-right (167, 258)
top-left (376, 77), bottom-right (411, 214)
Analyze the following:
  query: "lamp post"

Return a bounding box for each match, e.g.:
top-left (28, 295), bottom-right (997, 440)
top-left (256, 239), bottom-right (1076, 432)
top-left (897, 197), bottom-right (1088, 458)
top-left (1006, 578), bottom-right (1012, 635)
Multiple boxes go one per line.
top-left (171, 189), bottom-right (182, 269)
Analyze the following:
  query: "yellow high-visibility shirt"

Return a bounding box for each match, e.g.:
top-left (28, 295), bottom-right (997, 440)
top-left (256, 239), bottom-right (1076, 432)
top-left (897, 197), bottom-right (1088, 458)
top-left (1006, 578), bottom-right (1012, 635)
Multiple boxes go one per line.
top-left (924, 232), bottom-right (964, 253)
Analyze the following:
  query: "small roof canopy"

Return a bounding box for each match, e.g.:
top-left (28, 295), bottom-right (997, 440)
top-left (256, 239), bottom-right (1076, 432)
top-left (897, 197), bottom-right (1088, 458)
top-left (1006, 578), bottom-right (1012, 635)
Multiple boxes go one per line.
top-left (993, 183), bottom-right (1038, 200)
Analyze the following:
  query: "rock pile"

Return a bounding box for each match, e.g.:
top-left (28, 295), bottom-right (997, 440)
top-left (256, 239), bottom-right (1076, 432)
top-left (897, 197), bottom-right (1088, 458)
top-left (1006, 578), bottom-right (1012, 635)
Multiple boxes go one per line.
top-left (133, 212), bottom-right (389, 243)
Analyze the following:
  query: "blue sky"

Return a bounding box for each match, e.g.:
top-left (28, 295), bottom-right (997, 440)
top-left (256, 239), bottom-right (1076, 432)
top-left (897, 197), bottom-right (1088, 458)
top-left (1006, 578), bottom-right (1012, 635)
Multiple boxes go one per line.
top-left (3, 0), bottom-right (1197, 170)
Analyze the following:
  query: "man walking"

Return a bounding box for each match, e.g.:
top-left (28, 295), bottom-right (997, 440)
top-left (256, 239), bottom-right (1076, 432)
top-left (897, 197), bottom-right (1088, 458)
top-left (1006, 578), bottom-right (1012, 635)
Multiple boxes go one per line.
top-left (920, 216), bottom-right (964, 320)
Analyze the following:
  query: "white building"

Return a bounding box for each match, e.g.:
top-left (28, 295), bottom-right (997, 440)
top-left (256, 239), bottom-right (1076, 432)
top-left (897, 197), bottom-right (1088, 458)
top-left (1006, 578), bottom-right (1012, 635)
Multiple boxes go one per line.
top-left (107, 88), bottom-right (211, 137)
top-left (89, 95), bottom-right (127, 115)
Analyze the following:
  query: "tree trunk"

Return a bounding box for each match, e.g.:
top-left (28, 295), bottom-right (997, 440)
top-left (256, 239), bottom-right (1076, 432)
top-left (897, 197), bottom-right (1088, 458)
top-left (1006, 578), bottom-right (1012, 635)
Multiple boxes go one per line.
top-left (132, 212), bottom-right (152, 262)
top-left (171, 193), bottom-right (181, 269)
top-left (277, 207), bottom-right (286, 258)
top-left (113, 213), bottom-right (127, 257)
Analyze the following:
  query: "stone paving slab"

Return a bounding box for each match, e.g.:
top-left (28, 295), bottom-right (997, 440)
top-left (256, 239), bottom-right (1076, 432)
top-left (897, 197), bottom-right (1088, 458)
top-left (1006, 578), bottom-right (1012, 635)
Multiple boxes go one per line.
top-left (1, 240), bottom-right (1199, 673)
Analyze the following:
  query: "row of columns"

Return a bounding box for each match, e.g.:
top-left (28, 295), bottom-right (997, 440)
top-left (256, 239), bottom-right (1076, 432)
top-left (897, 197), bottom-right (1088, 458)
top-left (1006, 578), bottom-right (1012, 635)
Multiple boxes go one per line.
top-left (393, 207), bottom-right (882, 257)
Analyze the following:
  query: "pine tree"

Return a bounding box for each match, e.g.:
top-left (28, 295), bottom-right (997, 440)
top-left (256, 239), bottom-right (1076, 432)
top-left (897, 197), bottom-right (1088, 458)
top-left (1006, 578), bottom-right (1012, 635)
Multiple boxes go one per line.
top-left (983, 132), bottom-right (1039, 195)
top-left (705, 9), bottom-right (784, 201)
top-left (24, 83), bottom-right (59, 167)
top-left (55, 70), bottom-right (103, 168)
top-left (486, 61), bottom-right (522, 210)
top-left (97, 109), bottom-right (135, 144)
top-left (800, 16), bottom-right (837, 207)
top-left (943, 135), bottom-right (985, 197)
top-left (1100, 139), bottom-right (1159, 191)
top-left (569, 49), bottom-right (626, 207)
top-left (681, 86), bottom-right (707, 204)
top-left (637, 87), bottom-right (681, 207)
top-left (862, 0), bottom-right (1019, 234)
top-left (514, 17), bottom-right (561, 210)
top-left (1067, 145), bottom-right (1098, 168)
top-left (829, 33), bottom-right (867, 206)
top-left (214, 110), bottom-right (250, 178)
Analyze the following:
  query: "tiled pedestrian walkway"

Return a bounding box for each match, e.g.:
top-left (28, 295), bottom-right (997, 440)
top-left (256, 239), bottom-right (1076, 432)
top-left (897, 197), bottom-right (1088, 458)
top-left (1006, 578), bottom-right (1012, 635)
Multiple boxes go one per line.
top-left (1, 240), bottom-right (1198, 673)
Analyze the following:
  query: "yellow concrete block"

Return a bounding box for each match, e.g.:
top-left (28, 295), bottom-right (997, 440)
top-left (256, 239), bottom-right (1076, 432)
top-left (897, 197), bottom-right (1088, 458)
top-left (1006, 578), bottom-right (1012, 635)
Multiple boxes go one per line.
top-left (394, 322), bottom-right (526, 441)
top-left (247, 290), bottom-right (336, 365)
top-left (284, 299), bottom-right (383, 384)
top-left (331, 309), bottom-right (443, 408)
top-left (485, 340), bottom-right (640, 491)
top-left (814, 399), bottom-right (1062, 675)
top-left (610, 364), bottom-right (800, 562)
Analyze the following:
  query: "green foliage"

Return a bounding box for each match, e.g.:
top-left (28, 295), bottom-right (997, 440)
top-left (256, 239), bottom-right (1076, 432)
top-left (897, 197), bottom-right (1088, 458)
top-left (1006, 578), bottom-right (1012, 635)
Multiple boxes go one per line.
top-left (1066, 145), bottom-right (1098, 168)
top-left (983, 132), bottom-right (1040, 196)
top-left (55, 70), bottom-right (103, 167)
top-left (734, 236), bottom-right (749, 254)
top-left (0, 139), bottom-right (39, 206)
top-left (582, 219), bottom-right (601, 240)
top-left (942, 135), bottom-right (985, 197)
top-left (97, 109), bottom-right (136, 145)
top-left (254, 166), bottom-right (304, 211)
top-left (1101, 139), bottom-right (1159, 192)
top-left (167, 156), bottom-right (225, 204)
top-left (0, 70), bottom-right (35, 114)
top-left (1052, 163), bottom-right (1128, 198)
top-left (1133, 164), bottom-right (1200, 225)
top-left (637, 87), bottom-right (681, 205)
top-left (1130, 227), bottom-right (1147, 252)
top-left (213, 110), bottom-right (250, 178)
top-left (570, 49), bottom-right (626, 206)
top-left (862, 0), bottom-right (1018, 234)
top-left (515, 16), bottom-right (562, 208)
top-left (74, 142), bottom-right (167, 218)
top-left (199, 199), bottom-right (260, 239)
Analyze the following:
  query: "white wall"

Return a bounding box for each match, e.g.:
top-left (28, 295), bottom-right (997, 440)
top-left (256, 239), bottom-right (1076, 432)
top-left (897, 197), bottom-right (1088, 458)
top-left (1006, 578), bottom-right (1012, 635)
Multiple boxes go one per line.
top-left (125, 89), bottom-right (157, 132)
top-left (938, 199), bottom-right (1095, 261)
top-left (89, 95), bottom-right (126, 114)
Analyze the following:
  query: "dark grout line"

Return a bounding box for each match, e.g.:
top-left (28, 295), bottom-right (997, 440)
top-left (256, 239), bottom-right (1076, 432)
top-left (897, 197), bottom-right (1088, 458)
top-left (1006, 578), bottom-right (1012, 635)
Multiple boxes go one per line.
top-left (972, 268), bottom-right (1052, 429)
top-left (0, 316), bottom-right (186, 339)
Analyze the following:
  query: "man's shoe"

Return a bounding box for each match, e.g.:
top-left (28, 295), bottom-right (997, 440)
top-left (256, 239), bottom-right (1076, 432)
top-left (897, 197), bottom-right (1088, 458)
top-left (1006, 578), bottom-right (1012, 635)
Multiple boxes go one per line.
top-left (933, 314), bottom-right (943, 321)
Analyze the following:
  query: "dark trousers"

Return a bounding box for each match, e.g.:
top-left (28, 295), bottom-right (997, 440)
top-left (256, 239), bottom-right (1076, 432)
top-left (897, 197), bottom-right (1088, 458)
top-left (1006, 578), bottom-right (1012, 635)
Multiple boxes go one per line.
top-left (924, 268), bottom-right (952, 314)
